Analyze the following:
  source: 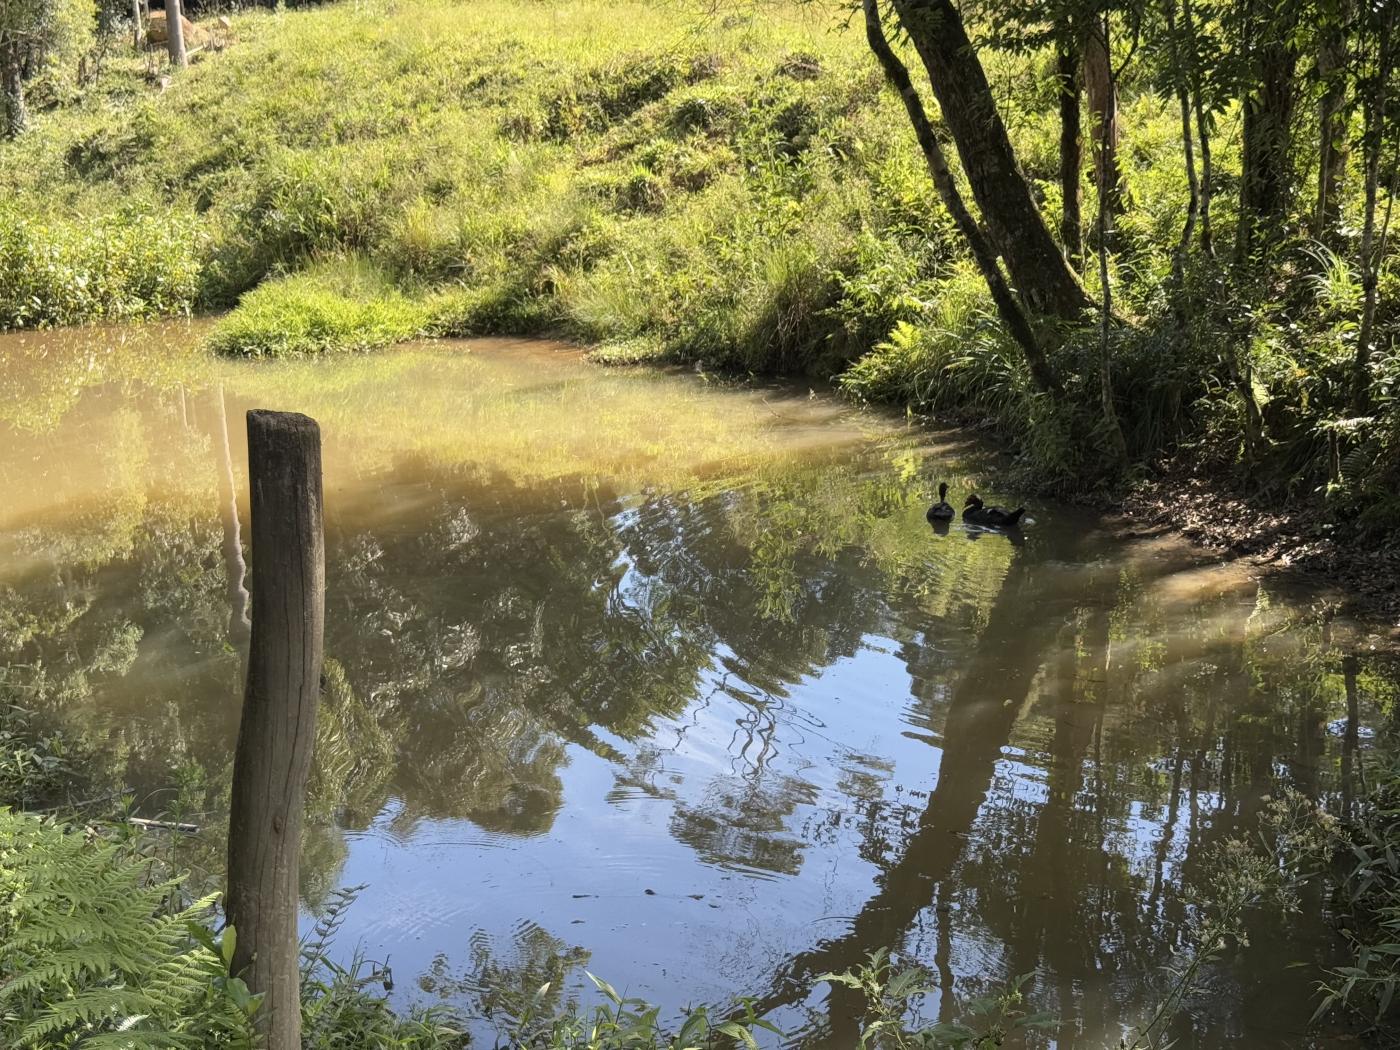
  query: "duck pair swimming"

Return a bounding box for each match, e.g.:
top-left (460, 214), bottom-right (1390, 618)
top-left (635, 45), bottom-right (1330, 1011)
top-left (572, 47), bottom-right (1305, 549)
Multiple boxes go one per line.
top-left (926, 483), bottom-right (1026, 528)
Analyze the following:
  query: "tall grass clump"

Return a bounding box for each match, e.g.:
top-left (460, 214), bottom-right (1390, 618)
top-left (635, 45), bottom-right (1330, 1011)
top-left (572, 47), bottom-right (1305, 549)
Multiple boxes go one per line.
top-left (206, 258), bottom-right (429, 358)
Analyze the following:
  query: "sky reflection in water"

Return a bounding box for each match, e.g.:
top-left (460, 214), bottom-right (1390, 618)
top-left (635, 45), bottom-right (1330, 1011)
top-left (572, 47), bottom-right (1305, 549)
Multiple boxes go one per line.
top-left (0, 324), bottom-right (1387, 1048)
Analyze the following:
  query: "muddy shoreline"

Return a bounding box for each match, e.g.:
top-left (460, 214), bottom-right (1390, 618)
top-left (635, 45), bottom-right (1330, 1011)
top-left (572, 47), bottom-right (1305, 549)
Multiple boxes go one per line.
top-left (1118, 473), bottom-right (1400, 647)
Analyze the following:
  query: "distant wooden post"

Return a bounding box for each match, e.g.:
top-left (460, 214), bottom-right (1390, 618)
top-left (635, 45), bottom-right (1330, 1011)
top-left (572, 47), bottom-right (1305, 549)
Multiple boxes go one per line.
top-left (131, 0), bottom-right (143, 50)
top-left (226, 410), bottom-right (324, 1050)
top-left (165, 0), bottom-right (187, 68)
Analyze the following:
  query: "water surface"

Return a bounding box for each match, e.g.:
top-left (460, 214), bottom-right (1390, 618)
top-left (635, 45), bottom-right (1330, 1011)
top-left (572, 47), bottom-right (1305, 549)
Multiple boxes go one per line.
top-left (0, 322), bottom-right (1390, 1048)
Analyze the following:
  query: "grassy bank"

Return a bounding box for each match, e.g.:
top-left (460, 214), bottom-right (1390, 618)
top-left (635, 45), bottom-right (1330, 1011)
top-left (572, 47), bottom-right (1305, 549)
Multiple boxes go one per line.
top-left (0, 0), bottom-right (908, 370)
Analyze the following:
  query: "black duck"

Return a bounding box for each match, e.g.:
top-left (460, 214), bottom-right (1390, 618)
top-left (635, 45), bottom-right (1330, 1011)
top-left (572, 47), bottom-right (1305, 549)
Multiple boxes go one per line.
top-left (926, 482), bottom-right (955, 523)
top-left (962, 493), bottom-right (1025, 528)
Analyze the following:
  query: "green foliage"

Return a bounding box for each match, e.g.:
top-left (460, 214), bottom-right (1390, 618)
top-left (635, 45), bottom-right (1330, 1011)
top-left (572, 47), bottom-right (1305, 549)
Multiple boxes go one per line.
top-left (1316, 754), bottom-right (1400, 1030)
top-left (507, 973), bottom-right (778, 1049)
top-left (299, 887), bottom-right (467, 1049)
top-left (206, 258), bottom-right (429, 358)
top-left (0, 704), bottom-right (77, 809)
top-left (820, 951), bottom-right (1053, 1049)
top-left (0, 809), bottom-right (258, 1048)
top-left (0, 202), bottom-right (200, 329)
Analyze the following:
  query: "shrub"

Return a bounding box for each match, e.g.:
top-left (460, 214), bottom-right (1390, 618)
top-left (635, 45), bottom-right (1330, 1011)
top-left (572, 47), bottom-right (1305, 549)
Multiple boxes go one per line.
top-left (0, 204), bottom-right (200, 329)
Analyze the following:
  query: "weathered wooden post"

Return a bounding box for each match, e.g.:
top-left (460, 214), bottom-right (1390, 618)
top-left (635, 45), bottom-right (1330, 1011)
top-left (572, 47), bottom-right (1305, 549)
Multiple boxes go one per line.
top-left (226, 410), bottom-right (324, 1050)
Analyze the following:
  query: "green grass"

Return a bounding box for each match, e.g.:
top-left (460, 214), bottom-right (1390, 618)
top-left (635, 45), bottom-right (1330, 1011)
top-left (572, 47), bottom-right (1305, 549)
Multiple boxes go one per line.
top-left (1, 0), bottom-right (1397, 509)
top-left (206, 258), bottom-right (428, 358)
top-left (0, 201), bottom-right (201, 329)
top-left (0, 0), bottom-right (949, 373)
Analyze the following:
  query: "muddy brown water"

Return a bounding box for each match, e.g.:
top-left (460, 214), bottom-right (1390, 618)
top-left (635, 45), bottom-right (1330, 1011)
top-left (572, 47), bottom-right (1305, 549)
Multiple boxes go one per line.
top-left (1, 321), bottom-right (1392, 1048)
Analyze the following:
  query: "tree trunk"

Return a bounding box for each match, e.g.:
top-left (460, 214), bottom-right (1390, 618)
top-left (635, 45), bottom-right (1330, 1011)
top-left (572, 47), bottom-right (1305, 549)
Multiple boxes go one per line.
top-left (889, 0), bottom-right (1094, 322)
top-left (1352, 6), bottom-right (1395, 412)
top-left (1, 45), bottom-right (27, 139)
top-left (165, 0), bottom-right (188, 69)
top-left (1315, 0), bottom-right (1353, 239)
top-left (132, 0), bottom-right (144, 51)
top-left (1094, 15), bottom-right (1129, 466)
top-left (226, 410), bottom-right (325, 1050)
top-left (1083, 21), bottom-right (1124, 219)
top-left (1166, 0), bottom-right (1201, 298)
top-left (1236, 16), bottom-right (1297, 262)
top-left (1057, 33), bottom-right (1084, 267)
top-left (861, 0), bottom-right (1061, 396)
top-left (1183, 0), bottom-right (1215, 254)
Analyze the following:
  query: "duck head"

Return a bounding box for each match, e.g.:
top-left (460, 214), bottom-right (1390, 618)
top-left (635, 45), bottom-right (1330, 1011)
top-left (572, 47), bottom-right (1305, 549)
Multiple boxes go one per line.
top-left (938, 481), bottom-right (948, 501)
top-left (964, 493), bottom-right (984, 510)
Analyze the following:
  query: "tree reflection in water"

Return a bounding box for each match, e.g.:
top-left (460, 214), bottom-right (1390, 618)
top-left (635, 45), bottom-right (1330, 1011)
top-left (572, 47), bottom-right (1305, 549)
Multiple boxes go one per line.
top-left (0, 326), bottom-right (1390, 1048)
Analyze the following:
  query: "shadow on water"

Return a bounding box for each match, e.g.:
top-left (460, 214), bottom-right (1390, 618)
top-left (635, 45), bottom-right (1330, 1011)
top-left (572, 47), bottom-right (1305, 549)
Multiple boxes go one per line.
top-left (0, 322), bottom-right (1393, 1048)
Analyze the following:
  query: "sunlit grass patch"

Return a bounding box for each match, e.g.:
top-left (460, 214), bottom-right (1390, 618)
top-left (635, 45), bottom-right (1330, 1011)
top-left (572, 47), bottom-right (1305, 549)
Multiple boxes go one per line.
top-left (206, 258), bottom-right (429, 358)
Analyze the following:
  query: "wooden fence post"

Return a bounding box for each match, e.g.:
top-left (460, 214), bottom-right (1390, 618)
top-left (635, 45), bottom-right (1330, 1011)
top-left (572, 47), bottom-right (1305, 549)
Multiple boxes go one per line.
top-left (226, 410), bottom-right (324, 1050)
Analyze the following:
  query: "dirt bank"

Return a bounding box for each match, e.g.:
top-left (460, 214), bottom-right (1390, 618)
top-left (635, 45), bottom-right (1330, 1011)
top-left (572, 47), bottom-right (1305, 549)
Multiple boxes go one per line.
top-left (1120, 474), bottom-right (1400, 645)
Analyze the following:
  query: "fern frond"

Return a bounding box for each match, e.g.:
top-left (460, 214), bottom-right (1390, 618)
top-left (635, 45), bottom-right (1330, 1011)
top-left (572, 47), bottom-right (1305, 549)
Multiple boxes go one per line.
top-left (0, 811), bottom-right (249, 1047)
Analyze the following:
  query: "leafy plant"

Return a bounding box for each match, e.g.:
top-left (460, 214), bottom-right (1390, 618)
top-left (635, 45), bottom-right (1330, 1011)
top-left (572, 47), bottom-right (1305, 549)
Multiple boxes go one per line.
top-left (820, 950), bottom-right (1053, 1049)
top-left (0, 704), bottom-right (76, 808)
top-left (299, 885), bottom-right (468, 1049)
top-left (0, 809), bottom-right (258, 1048)
top-left (1315, 754), bottom-right (1400, 1031)
top-left (507, 972), bottom-right (779, 1049)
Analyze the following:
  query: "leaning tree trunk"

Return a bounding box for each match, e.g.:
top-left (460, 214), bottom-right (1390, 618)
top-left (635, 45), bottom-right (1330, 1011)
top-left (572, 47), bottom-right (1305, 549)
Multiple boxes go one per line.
top-left (1057, 31), bottom-right (1084, 267)
top-left (1, 44), bottom-right (27, 139)
top-left (1083, 21), bottom-right (1124, 220)
top-left (1236, 20), bottom-right (1297, 262)
top-left (862, 0), bottom-right (1061, 395)
top-left (1315, 0), bottom-right (1352, 239)
top-left (889, 0), bottom-right (1094, 322)
top-left (165, 0), bottom-right (188, 69)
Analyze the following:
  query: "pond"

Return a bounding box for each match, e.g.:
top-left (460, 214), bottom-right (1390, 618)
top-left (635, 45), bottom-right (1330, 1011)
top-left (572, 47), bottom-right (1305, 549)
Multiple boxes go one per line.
top-left (0, 322), bottom-right (1390, 1048)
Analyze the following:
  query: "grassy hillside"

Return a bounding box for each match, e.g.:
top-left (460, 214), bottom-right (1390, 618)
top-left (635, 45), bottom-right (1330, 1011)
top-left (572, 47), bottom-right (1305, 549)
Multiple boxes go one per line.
top-left (1, 1), bottom-right (905, 357)
top-left (0, 0), bottom-right (1193, 367)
